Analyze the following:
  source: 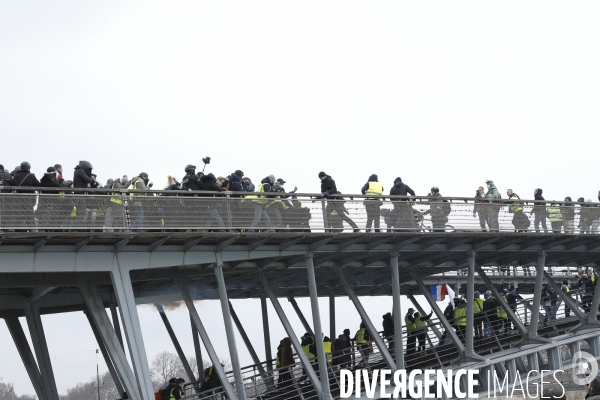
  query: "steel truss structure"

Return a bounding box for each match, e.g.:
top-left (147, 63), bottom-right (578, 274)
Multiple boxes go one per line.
top-left (1, 231), bottom-right (600, 399)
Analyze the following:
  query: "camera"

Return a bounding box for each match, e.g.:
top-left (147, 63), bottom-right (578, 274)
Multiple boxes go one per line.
top-left (202, 157), bottom-right (211, 165)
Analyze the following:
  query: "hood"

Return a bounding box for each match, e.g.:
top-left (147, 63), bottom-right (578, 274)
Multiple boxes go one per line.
top-left (261, 176), bottom-right (271, 184)
top-left (230, 172), bottom-right (240, 182)
top-left (394, 177), bottom-right (402, 186)
top-left (368, 174), bottom-right (378, 182)
top-left (383, 313), bottom-right (393, 321)
top-left (283, 337), bottom-right (291, 347)
top-left (201, 173), bottom-right (217, 183)
top-left (536, 188), bottom-right (543, 195)
top-left (107, 178), bottom-right (114, 185)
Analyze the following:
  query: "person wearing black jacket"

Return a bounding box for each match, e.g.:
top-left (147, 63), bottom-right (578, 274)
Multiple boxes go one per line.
top-left (530, 188), bottom-right (548, 233)
top-left (438, 302), bottom-right (454, 347)
top-left (7, 162), bottom-right (40, 231)
top-left (562, 197), bottom-right (575, 234)
top-left (200, 173), bottom-right (228, 232)
top-left (318, 172), bottom-right (337, 197)
top-left (389, 177), bottom-right (416, 232)
top-left (382, 312), bottom-right (395, 350)
top-left (39, 167), bottom-right (65, 230)
top-left (72, 161), bottom-right (98, 229)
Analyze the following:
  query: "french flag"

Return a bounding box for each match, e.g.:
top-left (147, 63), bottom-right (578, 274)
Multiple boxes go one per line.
top-left (431, 284), bottom-right (447, 301)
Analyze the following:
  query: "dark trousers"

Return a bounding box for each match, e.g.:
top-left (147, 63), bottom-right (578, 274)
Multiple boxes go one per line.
top-left (365, 201), bottom-right (381, 232)
top-left (406, 331), bottom-right (416, 354)
top-left (416, 331), bottom-right (427, 352)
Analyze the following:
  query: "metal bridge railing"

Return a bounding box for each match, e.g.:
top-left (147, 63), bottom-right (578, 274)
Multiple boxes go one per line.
top-left (0, 191), bottom-right (597, 234)
top-left (178, 287), bottom-right (593, 400)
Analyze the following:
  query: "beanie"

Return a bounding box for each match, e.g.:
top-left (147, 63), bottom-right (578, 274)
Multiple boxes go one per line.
top-left (318, 171), bottom-right (326, 178)
top-left (234, 170), bottom-right (244, 178)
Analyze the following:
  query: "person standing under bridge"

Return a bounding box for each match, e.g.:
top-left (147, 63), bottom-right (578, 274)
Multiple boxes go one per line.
top-left (354, 322), bottom-right (371, 368)
top-left (473, 291), bottom-right (484, 343)
top-left (414, 311), bottom-right (433, 355)
top-left (404, 308), bottom-right (417, 355)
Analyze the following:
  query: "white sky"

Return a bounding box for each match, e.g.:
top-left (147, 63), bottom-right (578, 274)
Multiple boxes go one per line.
top-left (1, 0), bottom-right (600, 395)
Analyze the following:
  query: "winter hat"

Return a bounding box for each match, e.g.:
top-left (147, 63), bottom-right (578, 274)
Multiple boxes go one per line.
top-left (268, 174), bottom-right (275, 183)
top-left (45, 167), bottom-right (57, 177)
top-left (234, 170), bottom-right (244, 178)
top-left (318, 171), bottom-right (326, 178)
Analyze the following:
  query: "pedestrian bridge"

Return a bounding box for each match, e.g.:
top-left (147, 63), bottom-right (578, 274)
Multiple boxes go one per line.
top-left (0, 192), bottom-right (599, 400)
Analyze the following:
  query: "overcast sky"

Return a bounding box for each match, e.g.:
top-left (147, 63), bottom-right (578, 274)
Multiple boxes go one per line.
top-left (1, 0), bottom-right (600, 396)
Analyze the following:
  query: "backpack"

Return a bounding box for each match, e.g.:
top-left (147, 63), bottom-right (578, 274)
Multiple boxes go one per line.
top-left (154, 390), bottom-right (163, 400)
top-left (442, 201), bottom-right (451, 216)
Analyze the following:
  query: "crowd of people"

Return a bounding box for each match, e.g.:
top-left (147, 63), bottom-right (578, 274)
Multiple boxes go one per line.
top-left (1, 161), bottom-right (600, 234)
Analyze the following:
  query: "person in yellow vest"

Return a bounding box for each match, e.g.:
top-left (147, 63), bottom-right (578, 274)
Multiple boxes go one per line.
top-left (297, 333), bottom-right (317, 383)
top-left (453, 298), bottom-right (467, 341)
top-left (354, 322), bottom-right (371, 368)
top-left (361, 174), bottom-right (383, 232)
top-left (561, 280), bottom-right (571, 318)
top-left (200, 364), bottom-right (223, 400)
top-left (246, 175), bottom-right (276, 233)
top-left (404, 308), bottom-right (417, 355)
top-left (473, 291), bottom-right (485, 343)
top-left (507, 189), bottom-right (529, 232)
top-left (323, 336), bottom-right (333, 364)
top-left (129, 172), bottom-right (151, 232)
top-left (548, 203), bottom-right (563, 233)
top-left (414, 311), bottom-right (433, 355)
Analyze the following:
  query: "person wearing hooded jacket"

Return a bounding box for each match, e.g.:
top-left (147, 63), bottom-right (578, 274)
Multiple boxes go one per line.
top-left (424, 187), bottom-right (449, 232)
top-left (246, 175), bottom-right (276, 233)
top-left (72, 161), bottom-right (99, 229)
top-left (382, 312), bottom-right (395, 350)
top-left (277, 337), bottom-right (295, 388)
top-left (7, 161), bottom-right (40, 231)
top-left (530, 188), bottom-right (548, 233)
top-left (200, 173), bottom-right (228, 232)
top-left (389, 177), bottom-right (415, 232)
top-left (484, 180), bottom-right (501, 232)
top-left (361, 174), bottom-right (383, 232)
top-left (561, 197), bottom-right (575, 234)
top-left (39, 167), bottom-right (66, 230)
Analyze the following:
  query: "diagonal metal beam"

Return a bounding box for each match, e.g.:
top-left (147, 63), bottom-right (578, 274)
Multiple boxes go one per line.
top-left (149, 236), bottom-right (171, 252)
top-left (258, 272), bottom-right (322, 393)
top-left (248, 238), bottom-right (271, 251)
top-left (4, 314), bottom-right (46, 400)
top-left (176, 279), bottom-right (237, 400)
top-left (367, 237), bottom-right (393, 250)
top-left (75, 238), bottom-right (89, 252)
top-left (216, 236), bottom-right (238, 252)
top-left (336, 268), bottom-right (397, 371)
top-left (542, 272), bottom-right (586, 321)
top-left (183, 237), bottom-right (203, 252)
top-left (287, 297), bottom-right (314, 336)
top-left (310, 237), bottom-right (333, 251)
top-left (155, 304), bottom-right (196, 384)
top-left (28, 287), bottom-right (56, 303)
top-left (279, 236), bottom-right (305, 251)
top-left (338, 237), bottom-right (362, 251)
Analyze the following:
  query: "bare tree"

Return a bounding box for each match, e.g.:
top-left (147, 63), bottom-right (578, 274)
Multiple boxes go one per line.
top-left (0, 382), bottom-right (36, 400)
top-left (64, 371), bottom-right (120, 400)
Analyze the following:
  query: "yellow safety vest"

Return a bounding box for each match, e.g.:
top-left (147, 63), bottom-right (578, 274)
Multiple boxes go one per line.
top-left (508, 195), bottom-right (523, 213)
top-left (169, 386), bottom-right (179, 400)
top-left (302, 345), bottom-right (315, 363)
top-left (497, 302), bottom-right (508, 318)
top-left (415, 317), bottom-right (427, 329)
top-left (365, 182), bottom-right (383, 201)
top-left (474, 298), bottom-right (484, 314)
top-left (130, 177), bottom-right (147, 196)
top-left (355, 328), bottom-right (368, 344)
top-left (110, 182), bottom-right (123, 205)
top-left (548, 206), bottom-right (562, 223)
top-left (454, 306), bottom-right (466, 327)
top-left (323, 342), bottom-right (332, 363)
top-left (404, 314), bottom-right (416, 332)
top-left (562, 285), bottom-right (570, 293)
top-left (247, 182), bottom-right (270, 204)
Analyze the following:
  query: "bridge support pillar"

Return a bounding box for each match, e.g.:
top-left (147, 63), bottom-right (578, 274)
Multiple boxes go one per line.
top-left (191, 315), bottom-right (204, 381)
top-left (24, 303), bottom-right (60, 400)
top-left (466, 251), bottom-right (484, 361)
top-left (515, 356), bottom-right (528, 373)
top-left (215, 254), bottom-right (248, 400)
top-left (80, 281), bottom-right (140, 400)
top-left (568, 340), bottom-right (581, 359)
top-left (110, 304), bottom-right (124, 350)
top-left (260, 293), bottom-right (273, 385)
top-left (547, 346), bottom-right (563, 370)
top-left (391, 253), bottom-right (405, 369)
top-left (306, 253), bottom-right (333, 400)
top-left (156, 303), bottom-right (196, 384)
top-left (336, 268), bottom-right (397, 371)
top-left (4, 314), bottom-right (47, 400)
top-left (506, 359), bottom-right (518, 386)
top-left (111, 264), bottom-right (154, 400)
top-left (177, 278), bottom-right (238, 400)
top-left (529, 252), bottom-right (546, 340)
top-left (586, 336), bottom-right (600, 357)
top-left (258, 271), bottom-right (323, 395)
top-left (329, 285), bottom-right (336, 344)
top-left (527, 353), bottom-right (539, 377)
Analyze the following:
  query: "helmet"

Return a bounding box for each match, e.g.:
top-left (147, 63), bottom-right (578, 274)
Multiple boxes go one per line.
top-left (20, 161), bottom-right (31, 171)
top-left (78, 160), bottom-right (93, 170)
top-left (185, 164), bottom-right (196, 173)
top-left (431, 186), bottom-right (439, 193)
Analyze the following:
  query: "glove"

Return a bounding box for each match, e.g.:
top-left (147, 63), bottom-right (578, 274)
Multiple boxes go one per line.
top-left (148, 182), bottom-right (154, 188)
top-left (321, 192), bottom-right (328, 198)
